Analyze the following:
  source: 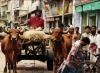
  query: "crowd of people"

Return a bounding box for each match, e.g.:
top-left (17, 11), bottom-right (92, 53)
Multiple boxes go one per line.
top-left (58, 25), bottom-right (100, 73)
top-left (67, 25), bottom-right (100, 57)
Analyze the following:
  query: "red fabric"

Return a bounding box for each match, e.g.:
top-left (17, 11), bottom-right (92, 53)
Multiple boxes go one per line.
top-left (89, 43), bottom-right (97, 53)
top-left (27, 16), bottom-right (44, 28)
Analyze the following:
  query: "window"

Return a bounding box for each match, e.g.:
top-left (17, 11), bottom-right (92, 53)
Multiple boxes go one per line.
top-left (19, 0), bottom-right (24, 6)
top-left (2, 11), bottom-right (7, 18)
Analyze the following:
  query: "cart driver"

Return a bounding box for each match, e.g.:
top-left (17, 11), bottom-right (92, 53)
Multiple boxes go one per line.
top-left (27, 9), bottom-right (44, 31)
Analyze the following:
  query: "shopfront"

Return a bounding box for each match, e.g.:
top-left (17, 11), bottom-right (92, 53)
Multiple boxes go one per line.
top-left (75, 0), bottom-right (100, 31)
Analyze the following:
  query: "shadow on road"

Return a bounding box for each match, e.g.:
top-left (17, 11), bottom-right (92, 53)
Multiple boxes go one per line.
top-left (17, 66), bottom-right (47, 71)
top-left (17, 66), bottom-right (53, 73)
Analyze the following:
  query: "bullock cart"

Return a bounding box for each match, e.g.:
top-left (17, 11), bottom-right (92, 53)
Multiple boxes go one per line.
top-left (17, 29), bottom-right (53, 70)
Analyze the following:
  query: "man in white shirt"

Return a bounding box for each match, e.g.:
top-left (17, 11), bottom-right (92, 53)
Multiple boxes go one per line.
top-left (89, 26), bottom-right (97, 44)
top-left (81, 26), bottom-right (91, 54)
top-left (81, 26), bottom-right (91, 38)
top-left (95, 28), bottom-right (100, 73)
top-left (89, 26), bottom-right (97, 62)
top-left (96, 28), bottom-right (100, 54)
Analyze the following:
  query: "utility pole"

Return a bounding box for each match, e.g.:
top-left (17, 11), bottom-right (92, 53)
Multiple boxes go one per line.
top-left (41, 0), bottom-right (46, 25)
top-left (62, 0), bottom-right (65, 25)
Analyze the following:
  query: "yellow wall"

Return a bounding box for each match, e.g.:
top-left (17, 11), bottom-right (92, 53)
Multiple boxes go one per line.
top-left (82, 13), bottom-right (87, 32)
top-left (19, 10), bottom-right (28, 17)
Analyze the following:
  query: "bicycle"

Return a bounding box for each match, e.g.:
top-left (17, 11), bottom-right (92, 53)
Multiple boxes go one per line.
top-left (58, 51), bottom-right (100, 73)
top-left (75, 53), bottom-right (100, 73)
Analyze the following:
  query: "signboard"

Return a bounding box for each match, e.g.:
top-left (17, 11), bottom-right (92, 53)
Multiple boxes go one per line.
top-left (44, 0), bottom-right (70, 17)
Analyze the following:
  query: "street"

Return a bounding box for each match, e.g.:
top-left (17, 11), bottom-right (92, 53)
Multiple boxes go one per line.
top-left (0, 45), bottom-right (53, 73)
top-left (0, 0), bottom-right (100, 73)
top-left (17, 60), bottom-right (53, 73)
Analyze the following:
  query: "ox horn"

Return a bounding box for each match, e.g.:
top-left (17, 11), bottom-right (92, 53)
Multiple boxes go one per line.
top-left (4, 27), bottom-right (11, 33)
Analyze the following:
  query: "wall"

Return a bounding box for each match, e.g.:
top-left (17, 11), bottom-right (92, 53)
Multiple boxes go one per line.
top-left (29, 0), bottom-right (40, 13)
top-left (98, 12), bottom-right (100, 28)
top-left (72, 13), bottom-right (82, 32)
top-left (20, 0), bottom-right (32, 10)
top-left (7, 0), bottom-right (20, 21)
top-left (72, 0), bottom-right (82, 33)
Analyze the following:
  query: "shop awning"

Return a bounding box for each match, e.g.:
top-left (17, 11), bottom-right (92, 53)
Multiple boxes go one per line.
top-left (75, 6), bottom-right (82, 12)
top-left (83, 3), bottom-right (92, 11)
top-left (75, 1), bottom-right (100, 12)
top-left (92, 1), bottom-right (100, 10)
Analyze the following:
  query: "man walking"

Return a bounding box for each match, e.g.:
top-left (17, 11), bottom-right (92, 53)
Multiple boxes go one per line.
top-left (58, 37), bottom-right (90, 73)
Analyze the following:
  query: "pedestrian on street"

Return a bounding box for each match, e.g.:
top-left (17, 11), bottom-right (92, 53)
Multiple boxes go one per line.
top-left (81, 26), bottom-right (91, 38)
top-left (95, 28), bottom-right (100, 73)
top-left (81, 26), bottom-right (91, 60)
top-left (89, 26), bottom-right (97, 62)
top-left (58, 37), bottom-right (90, 73)
top-left (73, 27), bottom-right (81, 43)
top-left (96, 28), bottom-right (100, 54)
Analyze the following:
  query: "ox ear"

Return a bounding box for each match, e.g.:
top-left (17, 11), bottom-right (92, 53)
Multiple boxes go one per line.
top-left (18, 30), bottom-right (24, 35)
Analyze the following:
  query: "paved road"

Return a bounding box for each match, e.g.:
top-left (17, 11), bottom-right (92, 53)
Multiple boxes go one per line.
top-left (17, 60), bottom-right (53, 73)
top-left (0, 45), bottom-right (53, 73)
top-left (0, 45), bottom-right (5, 73)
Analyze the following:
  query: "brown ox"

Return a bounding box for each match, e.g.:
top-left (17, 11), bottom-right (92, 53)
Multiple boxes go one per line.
top-left (51, 27), bottom-right (72, 73)
top-left (1, 28), bottom-right (22, 73)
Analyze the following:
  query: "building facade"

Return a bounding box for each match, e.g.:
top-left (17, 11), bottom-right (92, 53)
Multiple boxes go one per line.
top-left (1, 0), bottom-right (99, 32)
top-left (0, 0), bottom-right (8, 26)
top-left (75, 0), bottom-right (100, 32)
top-left (0, 0), bottom-right (41, 26)
top-left (44, 0), bottom-right (73, 33)
top-left (18, 0), bottom-right (40, 25)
